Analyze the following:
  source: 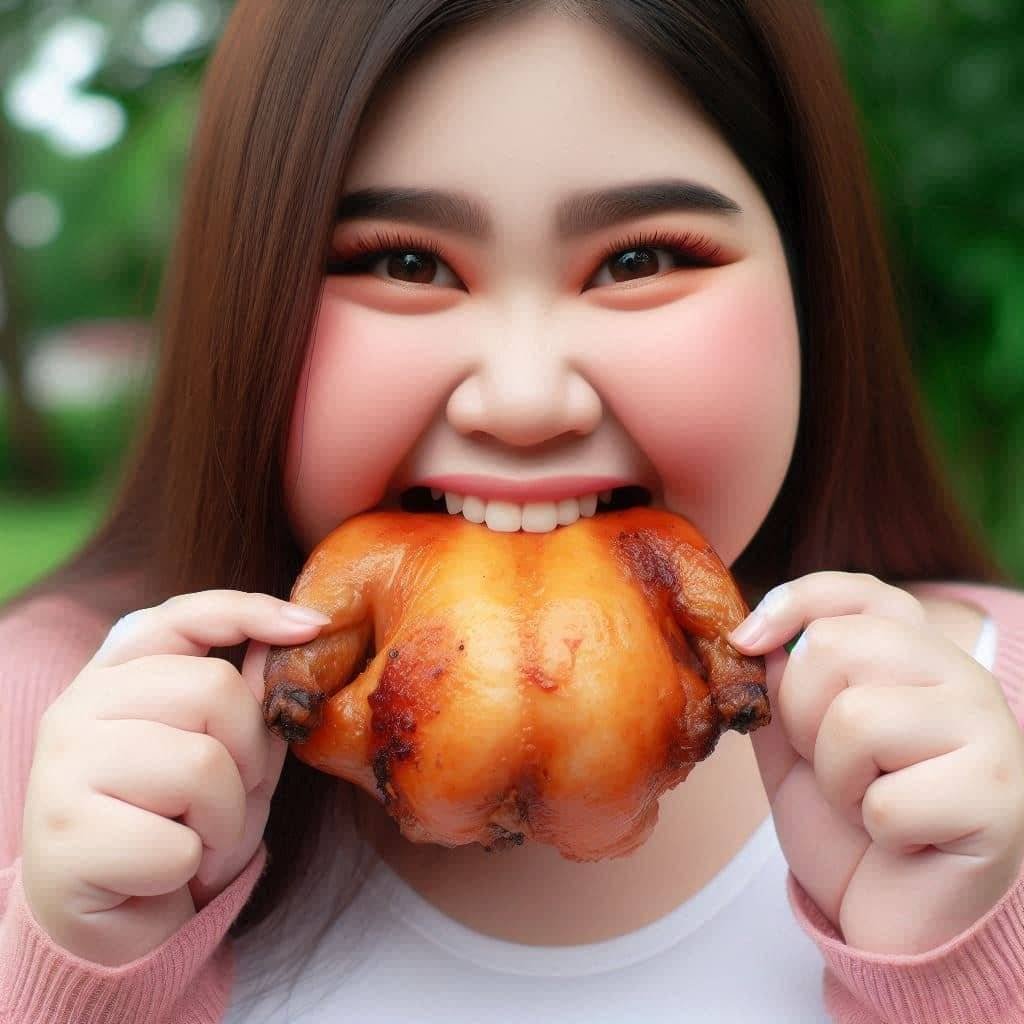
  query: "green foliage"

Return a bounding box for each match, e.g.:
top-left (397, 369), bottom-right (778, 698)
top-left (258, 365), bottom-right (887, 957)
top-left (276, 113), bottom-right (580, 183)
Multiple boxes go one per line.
top-left (819, 1), bottom-right (1024, 579)
top-left (0, 389), bottom-right (144, 490)
top-left (9, 78), bottom-right (199, 329)
top-left (2, 0), bottom-right (209, 329)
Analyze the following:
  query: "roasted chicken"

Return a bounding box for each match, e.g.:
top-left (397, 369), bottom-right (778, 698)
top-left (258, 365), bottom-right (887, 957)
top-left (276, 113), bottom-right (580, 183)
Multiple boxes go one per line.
top-left (263, 505), bottom-right (768, 861)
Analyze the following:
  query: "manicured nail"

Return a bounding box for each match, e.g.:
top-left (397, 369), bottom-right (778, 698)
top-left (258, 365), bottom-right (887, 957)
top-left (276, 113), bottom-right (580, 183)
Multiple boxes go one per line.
top-left (281, 604), bottom-right (332, 626)
top-left (730, 611), bottom-right (767, 647)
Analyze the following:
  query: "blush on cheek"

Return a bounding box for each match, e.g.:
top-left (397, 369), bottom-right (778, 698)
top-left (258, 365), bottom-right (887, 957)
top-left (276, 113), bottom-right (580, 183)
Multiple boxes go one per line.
top-left (591, 270), bottom-right (800, 562)
top-left (284, 295), bottom-right (458, 546)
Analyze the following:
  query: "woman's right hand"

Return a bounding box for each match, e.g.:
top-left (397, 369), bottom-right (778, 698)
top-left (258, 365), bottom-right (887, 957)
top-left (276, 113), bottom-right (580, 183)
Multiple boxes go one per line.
top-left (20, 590), bottom-right (332, 967)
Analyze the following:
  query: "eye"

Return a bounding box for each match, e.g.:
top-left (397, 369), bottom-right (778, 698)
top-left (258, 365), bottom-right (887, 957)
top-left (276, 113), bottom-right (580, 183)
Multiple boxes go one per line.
top-left (326, 227), bottom-right (725, 291)
top-left (585, 230), bottom-right (724, 289)
top-left (327, 229), bottom-right (463, 289)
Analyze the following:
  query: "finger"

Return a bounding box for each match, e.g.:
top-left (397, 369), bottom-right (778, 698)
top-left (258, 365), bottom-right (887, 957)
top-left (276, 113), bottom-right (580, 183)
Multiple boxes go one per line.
top-left (188, 643), bottom-right (289, 904)
top-left (189, 769), bottom-right (280, 906)
top-left (859, 745), bottom-right (1019, 857)
top-left (814, 684), bottom-right (970, 826)
top-left (89, 590), bottom-right (331, 669)
top-left (748, 647), bottom-right (801, 800)
top-left (83, 719), bottom-right (247, 881)
top-left (70, 792), bottom-right (206, 902)
top-left (241, 640), bottom-right (288, 786)
top-left (769, 758), bottom-right (870, 924)
top-left (73, 654), bottom-right (274, 793)
top-left (775, 614), bottom-right (980, 763)
top-left (241, 641), bottom-right (272, 702)
top-left (729, 571), bottom-right (926, 655)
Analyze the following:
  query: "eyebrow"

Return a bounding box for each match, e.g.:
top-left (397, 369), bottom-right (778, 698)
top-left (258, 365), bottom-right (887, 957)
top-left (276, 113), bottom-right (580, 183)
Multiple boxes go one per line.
top-left (335, 179), bottom-right (743, 242)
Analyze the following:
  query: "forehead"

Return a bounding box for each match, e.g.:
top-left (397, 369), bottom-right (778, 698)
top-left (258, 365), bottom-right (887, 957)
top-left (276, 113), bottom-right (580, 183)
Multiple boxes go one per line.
top-left (342, 10), bottom-right (762, 222)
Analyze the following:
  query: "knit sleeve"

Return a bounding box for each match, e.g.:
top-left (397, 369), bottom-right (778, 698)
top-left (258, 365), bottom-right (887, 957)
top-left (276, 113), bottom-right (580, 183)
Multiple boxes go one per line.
top-left (787, 581), bottom-right (1024, 1024)
top-left (0, 847), bottom-right (267, 1023)
top-left (0, 594), bottom-right (265, 1024)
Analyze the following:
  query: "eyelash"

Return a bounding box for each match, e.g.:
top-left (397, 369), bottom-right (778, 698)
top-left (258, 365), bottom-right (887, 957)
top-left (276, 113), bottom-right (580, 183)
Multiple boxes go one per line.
top-left (593, 228), bottom-right (724, 273)
top-left (326, 227), bottom-right (725, 285)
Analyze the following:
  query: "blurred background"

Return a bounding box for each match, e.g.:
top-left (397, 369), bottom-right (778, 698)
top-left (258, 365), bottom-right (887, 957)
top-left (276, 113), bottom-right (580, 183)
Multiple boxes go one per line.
top-left (0, 0), bottom-right (1021, 602)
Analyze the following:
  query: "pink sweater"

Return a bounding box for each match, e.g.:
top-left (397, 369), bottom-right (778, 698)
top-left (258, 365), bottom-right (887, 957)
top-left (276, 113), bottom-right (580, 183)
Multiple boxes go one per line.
top-left (1, 581), bottom-right (1022, 1023)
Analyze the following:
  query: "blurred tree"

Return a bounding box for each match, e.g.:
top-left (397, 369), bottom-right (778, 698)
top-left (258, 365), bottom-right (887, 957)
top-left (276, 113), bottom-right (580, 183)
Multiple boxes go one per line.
top-left (820, 0), bottom-right (1024, 577)
top-left (1, 1), bottom-right (226, 312)
top-left (0, 111), bottom-right (60, 491)
top-left (0, 0), bottom-right (225, 489)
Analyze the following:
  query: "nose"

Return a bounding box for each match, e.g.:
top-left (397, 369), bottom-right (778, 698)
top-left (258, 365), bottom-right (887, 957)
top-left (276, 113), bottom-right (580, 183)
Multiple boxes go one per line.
top-left (446, 326), bottom-right (603, 447)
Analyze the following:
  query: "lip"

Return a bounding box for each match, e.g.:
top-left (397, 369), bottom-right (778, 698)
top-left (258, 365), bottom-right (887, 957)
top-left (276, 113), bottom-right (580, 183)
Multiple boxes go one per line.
top-left (410, 474), bottom-right (638, 504)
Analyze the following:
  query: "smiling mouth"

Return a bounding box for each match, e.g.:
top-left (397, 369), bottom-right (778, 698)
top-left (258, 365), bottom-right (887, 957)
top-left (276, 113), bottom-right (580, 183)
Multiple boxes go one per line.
top-left (395, 483), bottom-right (651, 536)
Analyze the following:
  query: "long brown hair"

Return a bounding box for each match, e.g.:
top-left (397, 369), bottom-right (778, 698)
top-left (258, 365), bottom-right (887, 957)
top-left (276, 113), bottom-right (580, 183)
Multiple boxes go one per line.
top-left (5, 0), bottom-right (1010, 1001)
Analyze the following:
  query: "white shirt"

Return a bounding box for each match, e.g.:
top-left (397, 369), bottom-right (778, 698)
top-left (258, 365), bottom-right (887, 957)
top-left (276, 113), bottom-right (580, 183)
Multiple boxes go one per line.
top-left (228, 617), bottom-right (999, 1024)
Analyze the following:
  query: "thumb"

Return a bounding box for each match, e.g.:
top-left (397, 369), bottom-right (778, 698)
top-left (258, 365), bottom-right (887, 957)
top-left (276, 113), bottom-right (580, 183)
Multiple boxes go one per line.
top-left (241, 640), bottom-right (272, 702)
top-left (748, 647), bottom-right (800, 803)
top-left (241, 640), bottom-right (289, 771)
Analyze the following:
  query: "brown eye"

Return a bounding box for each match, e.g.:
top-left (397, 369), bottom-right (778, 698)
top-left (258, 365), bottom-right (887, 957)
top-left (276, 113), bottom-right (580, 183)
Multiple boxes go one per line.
top-left (607, 247), bottom-right (661, 282)
top-left (385, 252), bottom-right (439, 284)
top-left (590, 246), bottom-right (707, 288)
top-left (329, 247), bottom-right (462, 288)
top-left (586, 231), bottom-right (725, 290)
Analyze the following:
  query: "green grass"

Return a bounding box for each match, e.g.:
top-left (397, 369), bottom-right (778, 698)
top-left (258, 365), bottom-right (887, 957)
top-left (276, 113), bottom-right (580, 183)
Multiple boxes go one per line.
top-left (0, 390), bottom-right (142, 603)
top-left (0, 487), bottom-right (112, 603)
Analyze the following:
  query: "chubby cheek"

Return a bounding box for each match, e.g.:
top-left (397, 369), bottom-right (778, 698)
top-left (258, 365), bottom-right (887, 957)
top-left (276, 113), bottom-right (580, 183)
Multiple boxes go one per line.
top-left (592, 265), bottom-right (801, 566)
top-left (284, 290), bottom-right (455, 550)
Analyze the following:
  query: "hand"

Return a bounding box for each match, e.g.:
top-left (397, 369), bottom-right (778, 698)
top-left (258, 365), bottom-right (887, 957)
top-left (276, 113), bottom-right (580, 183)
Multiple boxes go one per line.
top-left (21, 590), bottom-right (331, 967)
top-left (729, 572), bottom-right (1024, 954)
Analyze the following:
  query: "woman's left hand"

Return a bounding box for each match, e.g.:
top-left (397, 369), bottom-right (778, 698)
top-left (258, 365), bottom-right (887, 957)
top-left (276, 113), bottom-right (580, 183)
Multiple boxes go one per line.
top-left (729, 571), bottom-right (1024, 955)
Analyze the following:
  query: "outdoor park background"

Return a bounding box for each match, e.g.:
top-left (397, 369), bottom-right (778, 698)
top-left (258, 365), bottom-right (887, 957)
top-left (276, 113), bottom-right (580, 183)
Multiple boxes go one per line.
top-left (1, 0), bottom-right (1022, 603)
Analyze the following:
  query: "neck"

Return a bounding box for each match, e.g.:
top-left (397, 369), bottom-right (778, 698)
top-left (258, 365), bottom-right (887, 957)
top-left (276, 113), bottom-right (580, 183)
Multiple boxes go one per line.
top-left (354, 728), bottom-right (771, 945)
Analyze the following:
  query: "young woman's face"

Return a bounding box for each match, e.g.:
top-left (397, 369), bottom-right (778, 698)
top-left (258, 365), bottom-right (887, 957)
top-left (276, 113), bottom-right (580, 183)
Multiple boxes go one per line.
top-left (284, 10), bottom-right (801, 569)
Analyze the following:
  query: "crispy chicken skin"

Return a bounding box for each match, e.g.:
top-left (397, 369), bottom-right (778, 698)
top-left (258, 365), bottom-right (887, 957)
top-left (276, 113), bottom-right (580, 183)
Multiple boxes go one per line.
top-left (263, 507), bottom-right (768, 861)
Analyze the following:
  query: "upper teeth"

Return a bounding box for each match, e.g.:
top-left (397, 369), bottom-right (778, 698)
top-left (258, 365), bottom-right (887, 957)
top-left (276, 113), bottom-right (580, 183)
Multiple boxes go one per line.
top-left (428, 488), bottom-right (615, 533)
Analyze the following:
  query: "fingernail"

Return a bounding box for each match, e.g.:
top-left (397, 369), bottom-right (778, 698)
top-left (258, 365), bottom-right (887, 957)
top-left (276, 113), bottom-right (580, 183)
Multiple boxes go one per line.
top-left (281, 604), bottom-right (332, 626)
top-left (730, 611), bottom-right (767, 647)
top-left (755, 584), bottom-right (789, 617)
